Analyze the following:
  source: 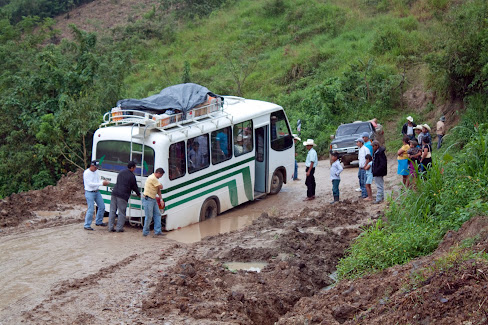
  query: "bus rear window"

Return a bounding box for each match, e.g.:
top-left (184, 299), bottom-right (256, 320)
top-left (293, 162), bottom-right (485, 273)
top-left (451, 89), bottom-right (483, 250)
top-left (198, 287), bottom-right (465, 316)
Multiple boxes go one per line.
top-left (96, 140), bottom-right (154, 176)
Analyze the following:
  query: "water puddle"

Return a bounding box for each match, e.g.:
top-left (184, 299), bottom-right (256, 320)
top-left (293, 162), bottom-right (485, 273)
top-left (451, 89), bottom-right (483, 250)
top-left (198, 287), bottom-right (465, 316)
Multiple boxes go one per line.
top-left (166, 211), bottom-right (260, 244)
top-left (223, 261), bottom-right (268, 273)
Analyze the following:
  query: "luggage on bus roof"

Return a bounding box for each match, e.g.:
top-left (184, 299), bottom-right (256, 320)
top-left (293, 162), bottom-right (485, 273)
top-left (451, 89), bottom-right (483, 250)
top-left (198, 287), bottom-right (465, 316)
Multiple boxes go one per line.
top-left (116, 83), bottom-right (221, 118)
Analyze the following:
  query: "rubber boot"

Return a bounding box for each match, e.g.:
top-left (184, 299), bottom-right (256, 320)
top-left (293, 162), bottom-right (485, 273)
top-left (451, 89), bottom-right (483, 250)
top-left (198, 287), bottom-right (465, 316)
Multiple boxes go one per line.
top-left (330, 196), bottom-right (339, 204)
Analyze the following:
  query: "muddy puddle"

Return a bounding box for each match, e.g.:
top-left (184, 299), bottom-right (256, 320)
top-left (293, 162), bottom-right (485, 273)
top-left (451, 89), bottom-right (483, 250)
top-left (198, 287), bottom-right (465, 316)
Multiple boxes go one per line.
top-left (223, 261), bottom-right (268, 272)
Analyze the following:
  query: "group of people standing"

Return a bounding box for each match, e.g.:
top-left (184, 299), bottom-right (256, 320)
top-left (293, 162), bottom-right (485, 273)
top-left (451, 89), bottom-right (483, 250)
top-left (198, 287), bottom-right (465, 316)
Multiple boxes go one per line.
top-left (398, 115), bottom-right (446, 186)
top-left (83, 160), bottom-right (166, 237)
top-left (301, 131), bottom-right (387, 205)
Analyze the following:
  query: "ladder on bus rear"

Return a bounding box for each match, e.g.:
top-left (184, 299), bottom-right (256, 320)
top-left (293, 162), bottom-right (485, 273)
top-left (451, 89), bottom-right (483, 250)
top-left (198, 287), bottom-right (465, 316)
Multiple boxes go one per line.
top-left (128, 123), bottom-right (149, 227)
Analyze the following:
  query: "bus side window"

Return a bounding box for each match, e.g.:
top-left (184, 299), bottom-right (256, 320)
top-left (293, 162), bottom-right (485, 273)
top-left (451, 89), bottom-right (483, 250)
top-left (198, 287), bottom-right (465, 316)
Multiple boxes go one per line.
top-left (188, 134), bottom-right (210, 173)
top-left (270, 110), bottom-right (293, 151)
top-left (233, 120), bottom-right (253, 157)
top-left (211, 127), bottom-right (232, 164)
top-left (169, 141), bottom-right (186, 180)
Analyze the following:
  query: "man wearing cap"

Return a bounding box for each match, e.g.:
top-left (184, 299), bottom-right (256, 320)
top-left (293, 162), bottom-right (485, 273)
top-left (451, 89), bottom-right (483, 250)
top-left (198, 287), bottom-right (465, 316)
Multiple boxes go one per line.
top-left (108, 161), bottom-right (141, 233)
top-left (83, 160), bottom-right (110, 230)
top-left (361, 132), bottom-right (373, 155)
top-left (142, 168), bottom-right (166, 237)
top-left (402, 116), bottom-right (417, 140)
top-left (414, 125), bottom-right (423, 144)
top-left (303, 139), bottom-right (318, 200)
top-left (357, 138), bottom-right (369, 199)
top-left (293, 134), bottom-right (301, 181)
top-left (436, 116), bottom-right (446, 149)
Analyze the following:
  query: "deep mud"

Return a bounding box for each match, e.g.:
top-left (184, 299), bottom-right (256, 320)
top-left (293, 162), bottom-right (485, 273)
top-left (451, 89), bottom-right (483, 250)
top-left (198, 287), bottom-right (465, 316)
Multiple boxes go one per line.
top-left (1, 159), bottom-right (487, 324)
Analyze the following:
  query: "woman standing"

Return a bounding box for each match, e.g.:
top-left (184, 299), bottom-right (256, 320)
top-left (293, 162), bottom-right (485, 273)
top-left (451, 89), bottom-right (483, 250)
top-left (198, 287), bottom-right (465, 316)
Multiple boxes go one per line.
top-left (420, 137), bottom-right (433, 172)
top-left (397, 136), bottom-right (410, 186)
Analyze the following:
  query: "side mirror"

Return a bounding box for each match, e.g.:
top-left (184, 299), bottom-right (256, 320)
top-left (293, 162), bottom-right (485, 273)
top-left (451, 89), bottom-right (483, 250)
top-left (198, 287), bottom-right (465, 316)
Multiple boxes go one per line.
top-left (330, 135), bottom-right (335, 140)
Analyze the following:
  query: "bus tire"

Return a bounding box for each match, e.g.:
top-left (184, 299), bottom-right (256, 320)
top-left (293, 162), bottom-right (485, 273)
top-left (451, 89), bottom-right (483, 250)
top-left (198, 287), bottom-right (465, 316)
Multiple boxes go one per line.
top-left (269, 170), bottom-right (283, 195)
top-left (199, 199), bottom-right (218, 222)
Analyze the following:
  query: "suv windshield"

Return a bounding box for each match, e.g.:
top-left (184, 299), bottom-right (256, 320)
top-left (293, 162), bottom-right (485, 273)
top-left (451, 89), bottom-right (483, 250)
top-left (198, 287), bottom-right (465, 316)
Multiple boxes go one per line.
top-left (336, 123), bottom-right (371, 137)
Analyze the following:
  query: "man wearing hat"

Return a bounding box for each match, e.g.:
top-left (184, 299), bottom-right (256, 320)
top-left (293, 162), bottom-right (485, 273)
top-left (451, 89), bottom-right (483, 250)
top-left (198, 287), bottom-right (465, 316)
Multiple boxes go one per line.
top-left (436, 116), bottom-right (446, 149)
top-left (293, 134), bottom-right (301, 181)
top-left (422, 124), bottom-right (432, 145)
top-left (357, 138), bottom-right (369, 199)
top-left (83, 160), bottom-right (110, 230)
top-left (303, 139), bottom-right (318, 200)
top-left (402, 116), bottom-right (417, 140)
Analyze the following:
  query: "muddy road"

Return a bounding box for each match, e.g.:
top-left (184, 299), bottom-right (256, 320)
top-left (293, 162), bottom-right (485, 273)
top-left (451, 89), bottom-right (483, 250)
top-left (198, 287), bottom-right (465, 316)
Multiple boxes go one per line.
top-left (0, 159), bottom-right (400, 324)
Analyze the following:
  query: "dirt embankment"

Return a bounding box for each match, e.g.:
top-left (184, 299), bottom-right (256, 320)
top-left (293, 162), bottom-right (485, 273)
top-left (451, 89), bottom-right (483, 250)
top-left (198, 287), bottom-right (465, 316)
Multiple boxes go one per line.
top-left (0, 170), bottom-right (85, 231)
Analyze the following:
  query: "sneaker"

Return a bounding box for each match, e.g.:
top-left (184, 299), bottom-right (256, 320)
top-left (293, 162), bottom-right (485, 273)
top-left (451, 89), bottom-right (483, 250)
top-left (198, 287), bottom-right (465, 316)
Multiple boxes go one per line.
top-left (152, 233), bottom-right (166, 238)
top-left (95, 222), bottom-right (107, 226)
top-left (116, 229), bottom-right (125, 233)
top-left (373, 200), bottom-right (383, 204)
top-left (109, 229), bottom-right (116, 232)
top-left (84, 227), bottom-right (94, 231)
top-left (293, 178), bottom-right (301, 181)
top-left (355, 188), bottom-right (361, 192)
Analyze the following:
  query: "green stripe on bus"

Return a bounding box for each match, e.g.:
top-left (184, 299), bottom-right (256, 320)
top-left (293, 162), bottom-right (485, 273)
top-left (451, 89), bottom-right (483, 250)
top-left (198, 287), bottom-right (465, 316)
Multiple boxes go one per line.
top-left (166, 179), bottom-right (238, 210)
top-left (163, 156), bottom-right (254, 194)
top-left (164, 166), bottom-right (253, 202)
top-left (102, 198), bottom-right (142, 209)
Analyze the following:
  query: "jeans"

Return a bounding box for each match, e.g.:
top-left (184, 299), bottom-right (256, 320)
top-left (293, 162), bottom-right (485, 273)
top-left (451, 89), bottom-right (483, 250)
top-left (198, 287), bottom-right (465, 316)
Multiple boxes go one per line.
top-left (437, 134), bottom-right (443, 149)
top-left (374, 176), bottom-right (384, 202)
top-left (108, 195), bottom-right (128, 231)
top-left (293, 160), bottom-right (298, 180)
top-left (305, 167), bottom-right (316, 198)
top-left (332, 179), bottom-right (340, 197)
top-left (84, 190), bottom-right (105, 228)
top-left (358, 168), bottom-right (367, 198)
top-left (142, 197), bottom-right (162, 236)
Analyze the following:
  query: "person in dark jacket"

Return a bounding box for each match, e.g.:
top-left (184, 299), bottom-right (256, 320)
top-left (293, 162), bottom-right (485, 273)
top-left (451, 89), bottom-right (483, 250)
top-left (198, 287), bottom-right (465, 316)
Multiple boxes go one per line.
top-left (371, 140), bottom-right (387, 204)
top-left (401, 116), bottom-right (417, 140)
top-left (108, 161), bottom-right (141, 232)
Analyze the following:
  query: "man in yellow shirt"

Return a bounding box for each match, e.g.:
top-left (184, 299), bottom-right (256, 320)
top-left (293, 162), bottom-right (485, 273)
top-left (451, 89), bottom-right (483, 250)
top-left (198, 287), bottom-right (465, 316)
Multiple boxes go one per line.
top-left (142, 168), bottom-right (165, 237)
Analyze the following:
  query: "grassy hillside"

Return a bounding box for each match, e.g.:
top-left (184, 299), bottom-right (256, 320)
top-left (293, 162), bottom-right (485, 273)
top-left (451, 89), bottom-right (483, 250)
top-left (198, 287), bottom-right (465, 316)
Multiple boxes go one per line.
top-left (0, 0), bottom-right (487, 195)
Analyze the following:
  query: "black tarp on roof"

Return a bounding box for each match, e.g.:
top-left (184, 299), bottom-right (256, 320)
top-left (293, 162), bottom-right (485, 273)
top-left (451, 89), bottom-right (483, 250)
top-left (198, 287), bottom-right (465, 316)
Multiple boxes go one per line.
top-left (116, 83), bottom-right (219, 117)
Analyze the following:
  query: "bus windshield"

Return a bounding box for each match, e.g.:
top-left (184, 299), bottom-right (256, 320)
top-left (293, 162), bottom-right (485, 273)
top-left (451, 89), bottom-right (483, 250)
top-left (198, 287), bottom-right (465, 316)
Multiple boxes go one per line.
top-left (96, 140), bottom-right (155, 176)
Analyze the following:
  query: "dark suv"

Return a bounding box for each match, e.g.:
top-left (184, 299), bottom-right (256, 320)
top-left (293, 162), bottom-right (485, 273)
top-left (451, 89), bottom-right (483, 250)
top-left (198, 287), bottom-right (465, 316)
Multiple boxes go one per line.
top-left (329, 121), bottom-right (375, 165)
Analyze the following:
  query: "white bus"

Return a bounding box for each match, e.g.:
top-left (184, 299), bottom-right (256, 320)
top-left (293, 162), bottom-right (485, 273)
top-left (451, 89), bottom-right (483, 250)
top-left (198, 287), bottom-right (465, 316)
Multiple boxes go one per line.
top-left (92, 96), bottom-right (295, 231)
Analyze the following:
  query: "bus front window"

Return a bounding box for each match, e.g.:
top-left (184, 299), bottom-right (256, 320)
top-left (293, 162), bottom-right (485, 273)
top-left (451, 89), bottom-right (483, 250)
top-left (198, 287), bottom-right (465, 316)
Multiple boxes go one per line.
top-left (270, 110), bottom-right (293, 151)
top-left (96, 140), bottom-right (154, 176)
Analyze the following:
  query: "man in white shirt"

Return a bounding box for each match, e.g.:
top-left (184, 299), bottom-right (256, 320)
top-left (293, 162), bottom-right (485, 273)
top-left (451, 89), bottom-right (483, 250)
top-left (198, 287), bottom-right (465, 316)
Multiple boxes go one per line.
top-left (303, 139), bottom-right (318, 201)
top-left (83, 160), bottom-right (110, 230)
top-left (357, 138), bottom-right (369, 199)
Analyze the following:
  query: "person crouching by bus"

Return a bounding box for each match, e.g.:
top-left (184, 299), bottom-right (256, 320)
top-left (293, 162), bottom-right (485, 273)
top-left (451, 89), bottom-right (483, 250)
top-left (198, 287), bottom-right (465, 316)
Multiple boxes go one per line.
top-left (330, 151), bottom-right (343, 204)
top-left (142, 168), bottom-right (166, 237)
top-left (303, 139), bottom-right (318, 201)
top-left (108, 161), bottom-right (141, 233)
top-left (83, 160), bottom-right (110, 230)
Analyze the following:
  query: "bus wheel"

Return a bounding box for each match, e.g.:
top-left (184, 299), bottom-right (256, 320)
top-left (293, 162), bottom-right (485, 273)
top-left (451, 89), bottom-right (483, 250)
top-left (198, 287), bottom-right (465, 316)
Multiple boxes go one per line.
top-left (270, 170), bottom-right (283, 195)
top-left (200, 199), bottom-right (218, 221)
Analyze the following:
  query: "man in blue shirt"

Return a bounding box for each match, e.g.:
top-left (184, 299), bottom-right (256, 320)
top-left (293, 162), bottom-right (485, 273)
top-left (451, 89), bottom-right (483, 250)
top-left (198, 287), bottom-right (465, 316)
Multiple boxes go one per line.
top-left (362, 132), bottom-right (373, 155)
top-left (303, 139), bottom-right (318, 201)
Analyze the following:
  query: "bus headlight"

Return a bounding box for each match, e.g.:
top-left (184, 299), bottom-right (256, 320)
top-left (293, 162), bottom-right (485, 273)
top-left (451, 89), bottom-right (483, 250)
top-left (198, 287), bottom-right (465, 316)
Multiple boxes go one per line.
top-left (331, 144), bottom-right (338, 149)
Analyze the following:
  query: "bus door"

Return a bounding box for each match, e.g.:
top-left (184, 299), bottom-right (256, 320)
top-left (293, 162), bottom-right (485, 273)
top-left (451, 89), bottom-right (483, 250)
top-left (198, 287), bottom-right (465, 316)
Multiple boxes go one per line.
top-left (254, 126), bottom-right (268, 195)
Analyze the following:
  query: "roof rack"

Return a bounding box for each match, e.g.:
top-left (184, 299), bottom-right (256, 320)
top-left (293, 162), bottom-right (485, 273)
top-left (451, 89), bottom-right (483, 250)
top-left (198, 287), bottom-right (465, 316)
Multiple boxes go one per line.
top-left (99, 97), bottom-right (236, 140)
top-left (100, 97), bottom-right (225, 129)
